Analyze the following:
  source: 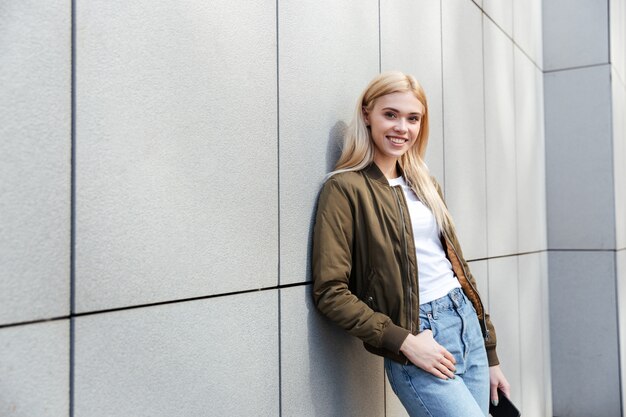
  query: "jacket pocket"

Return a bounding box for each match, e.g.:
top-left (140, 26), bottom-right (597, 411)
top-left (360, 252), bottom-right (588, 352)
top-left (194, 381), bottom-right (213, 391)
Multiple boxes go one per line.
top-left (361, 268), bottom-right (378, 310)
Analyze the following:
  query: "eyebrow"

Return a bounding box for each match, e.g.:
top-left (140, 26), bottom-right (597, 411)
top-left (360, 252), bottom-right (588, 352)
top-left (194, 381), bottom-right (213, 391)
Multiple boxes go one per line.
top-left (381, 107), bottom-right (423, 115)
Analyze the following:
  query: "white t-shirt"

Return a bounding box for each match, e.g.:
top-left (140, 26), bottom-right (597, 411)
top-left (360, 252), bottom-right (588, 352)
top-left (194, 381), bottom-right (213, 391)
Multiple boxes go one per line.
top-left (388, 176), bottom-right (461, 305)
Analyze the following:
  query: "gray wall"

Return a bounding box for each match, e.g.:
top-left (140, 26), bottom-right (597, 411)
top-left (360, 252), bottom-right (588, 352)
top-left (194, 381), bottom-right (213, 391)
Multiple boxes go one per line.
top-left (2, 0), bottom-right (552, 415)
top-left (544, 0), bottom-right (626, 416)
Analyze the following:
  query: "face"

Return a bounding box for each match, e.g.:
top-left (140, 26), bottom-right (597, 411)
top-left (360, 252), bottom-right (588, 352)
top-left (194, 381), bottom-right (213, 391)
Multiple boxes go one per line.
top-left (363, 91), bottom-right (425, 171)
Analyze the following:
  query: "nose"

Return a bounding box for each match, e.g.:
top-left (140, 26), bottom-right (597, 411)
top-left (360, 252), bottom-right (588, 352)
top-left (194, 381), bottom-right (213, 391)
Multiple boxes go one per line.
top-left (394, 118), bottom-right (407, 132)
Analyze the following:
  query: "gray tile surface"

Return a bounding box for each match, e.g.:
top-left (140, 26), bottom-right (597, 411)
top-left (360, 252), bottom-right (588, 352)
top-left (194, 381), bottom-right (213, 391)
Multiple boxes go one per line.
top-left (278, 0), bottom-right (379, 285)
top-left (380, 0), bottom-right (444, 182)
top-left (545, 65), bottom-right (615, 250)
top-left (548, 250), bottom-right (620, 417)
top-left (484, 17), bottom-right (518, 258)
top-left (543, 0), bottom-right (610, 70)
top-left (513, 0), bottom-right (543, 68)
top-left (515, 48), bottom-right (548, 253)
top-left (442, 0), bottom-right (488, 261)
top-left (0, 320), bottom-right (69, 417)
top-left (612, 72), bottom-right (626, 249)
top-left (280, 285), bottom-right (384, 417)
top-left (74, 291), bottom-right (279, 417)
top-left (518, 253), bottom-right (551, 416)
top-left (74, 0), bottom-right (278, 312)
top-left (483, 0), bottom-right (513, 37)
top-left (488, 256), bottom-right (522, 405)
top-left (0, 0), bottom-right (70, 325)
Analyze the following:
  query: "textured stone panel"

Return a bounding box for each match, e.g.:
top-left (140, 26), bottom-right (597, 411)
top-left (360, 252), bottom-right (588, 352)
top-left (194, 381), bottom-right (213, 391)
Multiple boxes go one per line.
top-left (468, 260), bottom-right (489, 311)
top-left (613, 72), bottom-right (626, 249)
top-left (518, 253), bottom-right (551, 416)
top-left (280, 285), bottom-right (384, 417)
top-left (380, 0), bottom-right (444, 181)
top-left (0, 0), bottom-right (70, 324)
top-left (488, 256), bottom-right (522, 405)
top-left (484, 17), bottom-right (517, 258)
top-left (0, 320), bottom-right (69, 417)
top-left (513, 0), bottom-right (543, 68)
top-left (74, 291), bottom-right (279, 417)
top-left (544, 65), bottom-right (615, 250)
top-left (610, 0), bottom-right (626, 81)
top-left (483, 0), bottom-right (513, 37)
top-left (75, 0), bottom-right (278, 312)
top-left (515, 48), bottom-right (548, 253)
top-left (617, 249), bottom-right (626, 410)
top-left (548, 251), bottom-right (620, 417)
top-left (278, 0), bottom-right (379, 285)
top-left (442, 0), bottom-right (487, 261)
top-left (543, 0), bottom-right (609, 70)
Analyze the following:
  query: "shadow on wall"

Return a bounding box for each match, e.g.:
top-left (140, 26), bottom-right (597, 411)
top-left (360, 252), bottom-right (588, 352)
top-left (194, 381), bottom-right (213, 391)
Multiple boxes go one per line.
top-left (301, 121), bottom-right (385, 415)
top-left (305, 286), bottom-right (385, 416)
top-left (303, 120), bottom-right (346, 282)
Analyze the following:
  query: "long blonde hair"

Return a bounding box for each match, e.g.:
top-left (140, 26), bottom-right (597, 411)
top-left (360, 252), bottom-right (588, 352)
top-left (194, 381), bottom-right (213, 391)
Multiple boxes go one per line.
top-left (329, 71), bottom-right (457, 239)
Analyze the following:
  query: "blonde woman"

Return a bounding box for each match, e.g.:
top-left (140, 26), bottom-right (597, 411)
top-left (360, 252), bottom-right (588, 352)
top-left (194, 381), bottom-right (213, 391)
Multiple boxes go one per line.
top-left (312, 71), bottom-right (510, 416)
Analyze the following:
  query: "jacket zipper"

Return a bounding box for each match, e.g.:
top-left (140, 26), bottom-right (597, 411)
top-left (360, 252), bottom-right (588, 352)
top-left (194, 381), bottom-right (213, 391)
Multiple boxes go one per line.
top-left (447, 239), bottom-right (490, 340)
top-left (392, 186), bottom-right (415, 334)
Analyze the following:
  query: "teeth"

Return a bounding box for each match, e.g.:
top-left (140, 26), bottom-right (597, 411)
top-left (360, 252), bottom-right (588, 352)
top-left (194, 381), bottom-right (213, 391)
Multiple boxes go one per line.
top-left (389, 137), bottom-right (407, 144)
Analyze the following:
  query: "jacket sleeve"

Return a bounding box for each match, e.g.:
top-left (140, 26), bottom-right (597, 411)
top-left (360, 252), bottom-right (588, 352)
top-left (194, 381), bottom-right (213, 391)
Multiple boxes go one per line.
top-left (311, 178), bottom-right (410, 354)
top-left (431, 176), bottom-right (500, 366)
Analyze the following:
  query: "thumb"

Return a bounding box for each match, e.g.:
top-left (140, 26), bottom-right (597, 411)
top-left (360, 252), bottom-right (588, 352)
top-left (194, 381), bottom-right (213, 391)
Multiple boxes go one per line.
top-left (490, 384), bottom-right (499, 406)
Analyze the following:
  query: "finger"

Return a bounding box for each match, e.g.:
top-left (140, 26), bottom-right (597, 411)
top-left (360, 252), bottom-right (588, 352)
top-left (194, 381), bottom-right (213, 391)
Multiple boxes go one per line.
top-left (442, 349), bottom-right (456, 365)
top-left (500, 383), bottom-right (511, 399)
top-left (440, 357), bottom-right (456, 372)
top-left (435, 362), bottom-right (455, 379)
top-left (428, 366), bottom-right (449, 380)
top-left (490, 384), bottom-right (499, 406)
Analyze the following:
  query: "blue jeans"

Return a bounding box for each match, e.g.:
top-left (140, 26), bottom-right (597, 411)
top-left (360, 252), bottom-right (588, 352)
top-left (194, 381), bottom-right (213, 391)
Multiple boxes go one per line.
top-left (385, 288), bottom-right (490, 417)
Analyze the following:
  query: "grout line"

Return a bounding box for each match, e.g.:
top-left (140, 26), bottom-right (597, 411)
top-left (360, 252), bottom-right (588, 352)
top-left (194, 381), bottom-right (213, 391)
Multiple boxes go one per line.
top-left (0, 315), bottom-right (72, 330)
top-left (275, 0), bottom-right (282, 414)
top-left (69, 0), bottom-right (77, 415)
top-left (543, 62), bottom-right (610, 74)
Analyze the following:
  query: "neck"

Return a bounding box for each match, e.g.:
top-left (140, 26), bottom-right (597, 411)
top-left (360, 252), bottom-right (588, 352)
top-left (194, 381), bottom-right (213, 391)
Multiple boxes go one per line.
top-left (373, 158), bottom-right (399, 179)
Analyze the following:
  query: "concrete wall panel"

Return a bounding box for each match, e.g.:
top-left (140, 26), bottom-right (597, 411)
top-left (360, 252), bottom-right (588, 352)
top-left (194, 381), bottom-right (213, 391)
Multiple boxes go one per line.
top-left (0, 321), bottom-right (69, 417)
top-left (613, 72), bottom-right (626, 249)
top-left (280, 286), bottom-right (384, 417)
top-left (74, 291), bottom-right (278, 417)
top-left (0, 0), bottom-right (70, 325)
top-left (515, 48), bottom-right (548, 253)
top-left (442, 0), bottom-right (488, 261)
top-left (543, 0), bottom-right (610, 70)
top-left (469, 260), bottom-right (490, 311)
top-left (518, 253), bottom-right (551, 416)
top-left (488, 256), bottom-right (522, 405)
top-left (484, 18), bottom-right (517, 258)
top-left (610, 0), bottom-right (626, 81)
top-left (514, 0), bottom-right (543, 67)
top-left (548, 251), bottom-right (620, 417)
top-left (380, 0), bottom-right (444, 182)
top-left (75, 0), bottom-right (278, 312)
top-left (278, 0), bottom-right (379, 285)
top-left (483, 0), bottom-right (513, 37)
top-left (544, 65), bottom-right (615, 250)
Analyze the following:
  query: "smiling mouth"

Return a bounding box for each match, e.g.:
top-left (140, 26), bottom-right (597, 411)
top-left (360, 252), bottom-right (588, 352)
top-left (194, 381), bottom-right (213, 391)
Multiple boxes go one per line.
top-left (387, 136), bottom-right (408, 144)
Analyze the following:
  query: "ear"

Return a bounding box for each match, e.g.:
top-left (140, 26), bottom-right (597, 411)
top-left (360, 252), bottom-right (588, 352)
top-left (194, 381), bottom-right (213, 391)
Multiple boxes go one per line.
top-left (362, 106), bottom-right (370, 126)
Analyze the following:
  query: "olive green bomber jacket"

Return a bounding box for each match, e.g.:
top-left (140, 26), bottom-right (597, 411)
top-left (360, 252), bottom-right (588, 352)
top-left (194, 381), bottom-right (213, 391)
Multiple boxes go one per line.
top-left (311, 163), bottom-right (499, 366)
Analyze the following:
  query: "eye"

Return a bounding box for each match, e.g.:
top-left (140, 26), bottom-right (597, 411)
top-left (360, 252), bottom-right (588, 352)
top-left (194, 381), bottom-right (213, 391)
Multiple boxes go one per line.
top-left (384, 111), bottom-right (397, 119)
top-left (409, 115), bottom-right (421, 123)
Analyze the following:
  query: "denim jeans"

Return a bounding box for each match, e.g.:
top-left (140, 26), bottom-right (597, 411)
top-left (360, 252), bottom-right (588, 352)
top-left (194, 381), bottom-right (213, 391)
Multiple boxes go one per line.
top-left (385, 288), bottom-right (490, 417)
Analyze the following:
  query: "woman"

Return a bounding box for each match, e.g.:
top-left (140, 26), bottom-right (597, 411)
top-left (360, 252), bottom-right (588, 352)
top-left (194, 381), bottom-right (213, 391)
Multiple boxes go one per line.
top-left (312, 71), bottom-right (510, 416)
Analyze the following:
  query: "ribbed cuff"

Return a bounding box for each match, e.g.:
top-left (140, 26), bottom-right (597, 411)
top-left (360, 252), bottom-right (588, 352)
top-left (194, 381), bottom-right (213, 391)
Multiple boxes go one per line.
top-left (381, 323), bottom-right (411, 354)
top-left (486, 346), bottom-right (500, 367)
